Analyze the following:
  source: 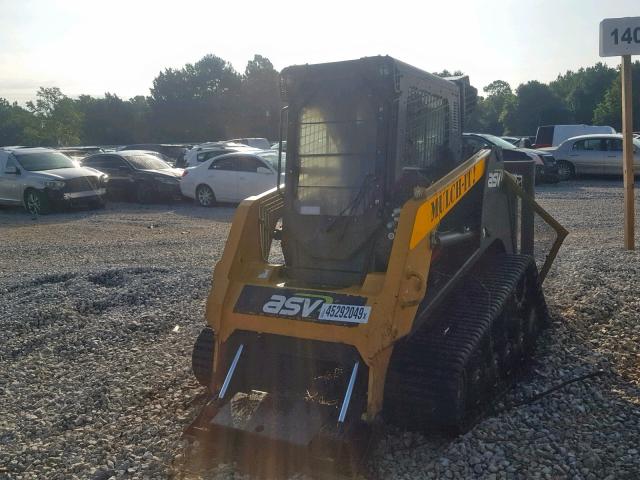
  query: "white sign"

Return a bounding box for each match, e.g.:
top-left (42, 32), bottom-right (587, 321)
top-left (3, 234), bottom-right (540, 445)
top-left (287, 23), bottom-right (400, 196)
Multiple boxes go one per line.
top-left (600, 17), bottom-right (640, 57)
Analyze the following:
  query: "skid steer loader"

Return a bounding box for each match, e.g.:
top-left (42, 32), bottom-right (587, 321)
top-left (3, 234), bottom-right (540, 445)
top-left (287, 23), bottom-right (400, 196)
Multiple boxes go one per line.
top-left (182, 56), bottom-right (567, 477)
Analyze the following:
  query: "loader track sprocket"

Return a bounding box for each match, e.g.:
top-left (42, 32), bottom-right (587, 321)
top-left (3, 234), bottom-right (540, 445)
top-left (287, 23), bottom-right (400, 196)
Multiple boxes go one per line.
top-left (384, 254), bottom-right (547, 432)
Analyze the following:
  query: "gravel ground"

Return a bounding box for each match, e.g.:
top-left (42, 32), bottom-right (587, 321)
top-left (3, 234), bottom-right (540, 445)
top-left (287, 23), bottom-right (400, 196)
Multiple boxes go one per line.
top-left (1, 180), bottom-right (639, 480)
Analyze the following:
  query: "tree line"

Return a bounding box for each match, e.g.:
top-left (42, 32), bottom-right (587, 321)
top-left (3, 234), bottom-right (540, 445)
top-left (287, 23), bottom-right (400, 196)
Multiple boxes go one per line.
top-left (465, 61), bottom-right (640, 136)
top-left (1, 55), bottom-right (639, 147)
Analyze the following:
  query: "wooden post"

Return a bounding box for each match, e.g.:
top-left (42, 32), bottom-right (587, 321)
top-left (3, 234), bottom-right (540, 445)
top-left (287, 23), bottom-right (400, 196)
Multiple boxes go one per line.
top-left (621, 55), bottom-right (635, 250)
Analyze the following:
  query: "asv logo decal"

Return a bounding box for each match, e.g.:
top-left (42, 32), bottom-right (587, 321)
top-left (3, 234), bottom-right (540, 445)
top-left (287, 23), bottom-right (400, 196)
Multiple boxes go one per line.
top-left (487, 171), bottom-right (503, 188)
top-left (233, 285), bottom-right (369, 323)
top-left (262, 293), bottom-right (330, 317)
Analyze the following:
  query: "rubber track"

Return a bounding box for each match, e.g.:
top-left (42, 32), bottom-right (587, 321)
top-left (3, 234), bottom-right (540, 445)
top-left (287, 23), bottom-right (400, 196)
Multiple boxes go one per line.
top-left (192, 327), bottom-right (215, 387)
top-left (384, 254), bottom-right (547, 430)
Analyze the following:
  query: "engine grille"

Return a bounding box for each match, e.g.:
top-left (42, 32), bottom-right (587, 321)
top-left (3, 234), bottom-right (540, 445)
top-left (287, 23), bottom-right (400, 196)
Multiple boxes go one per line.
top-left (63, 176), bottom-right (100, 193)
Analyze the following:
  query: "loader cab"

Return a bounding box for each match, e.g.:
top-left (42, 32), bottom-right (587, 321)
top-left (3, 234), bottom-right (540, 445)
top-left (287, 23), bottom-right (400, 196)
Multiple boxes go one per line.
top-left (278, 56), bottom-right (474, 287)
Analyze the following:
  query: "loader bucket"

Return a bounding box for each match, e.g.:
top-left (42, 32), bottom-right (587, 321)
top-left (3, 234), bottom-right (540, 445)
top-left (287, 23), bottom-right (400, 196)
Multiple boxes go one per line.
top-left (182, 336), bottom-right (373, 478)
top-left (183, 394), bottom-right (371, 478)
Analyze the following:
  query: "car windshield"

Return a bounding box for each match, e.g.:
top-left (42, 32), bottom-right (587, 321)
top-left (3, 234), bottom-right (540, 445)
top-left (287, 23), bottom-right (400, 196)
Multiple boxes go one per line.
top-left (14, 151), bottom-right (76, 171)
top-left (125, 154), bottom-right (171, 170)
top-left (258, 151), bottom-right (285, 169)
top-left (480, 134), bottom-right (518, 149)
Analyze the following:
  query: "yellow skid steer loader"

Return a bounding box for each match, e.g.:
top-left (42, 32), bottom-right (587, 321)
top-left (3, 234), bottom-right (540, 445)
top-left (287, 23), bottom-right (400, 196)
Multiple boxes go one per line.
top-left (182, 56), bottom-right (567, 477)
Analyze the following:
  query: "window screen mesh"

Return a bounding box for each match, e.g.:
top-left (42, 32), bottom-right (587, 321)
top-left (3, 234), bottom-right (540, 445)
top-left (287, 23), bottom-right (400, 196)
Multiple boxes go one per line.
top-left (403, 88), bottom-right (449, 169)
top-left (296, 92), bottom-right (376, 216)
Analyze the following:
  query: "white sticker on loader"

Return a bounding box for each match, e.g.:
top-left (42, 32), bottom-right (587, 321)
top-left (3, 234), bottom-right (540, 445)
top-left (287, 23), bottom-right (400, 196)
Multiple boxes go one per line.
top-left (318, 304), bottom-right (371, 324)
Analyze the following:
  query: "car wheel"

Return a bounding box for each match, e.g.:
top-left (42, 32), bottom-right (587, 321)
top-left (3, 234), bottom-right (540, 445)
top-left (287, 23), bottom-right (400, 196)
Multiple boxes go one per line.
top-left (136, 183), bottom-right (155, 204)
top-left (196, 184), bottom-right (216, 207)
top-left (556, 161), bottom-right (574, 181)
top-left (24, 189), bottom-right (50, 215)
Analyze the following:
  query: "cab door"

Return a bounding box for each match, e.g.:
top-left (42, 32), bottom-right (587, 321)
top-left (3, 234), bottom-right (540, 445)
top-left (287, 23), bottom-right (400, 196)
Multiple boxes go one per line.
top-left (568, 138), bottom-right (605, 175)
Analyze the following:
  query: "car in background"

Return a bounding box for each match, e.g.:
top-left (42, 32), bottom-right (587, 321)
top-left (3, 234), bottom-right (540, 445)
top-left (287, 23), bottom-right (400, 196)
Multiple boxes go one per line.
top-left (534, 125), bottom-right (615, 148)
top-left (118, 144), bottom-right (192, 166)
top-left (180, 150), bottom-right (283, 206)
top-left (271, 140), bottom-right (287, 152)
top-left (501, 136), bottom-right (520, 146)
top-left (226, 137), bottom-right (272, 150)
top-left (463, 133), bottom-right (559, 183)
top-left (83, 150), bottom-right (183, 203)
top-left (180, 142), bottom-right (259, 168)
top-left (0, 147), bottom-right (108, 214)
top-left (501, 136), bottom-right (534, 148)
top-left (549, 134), bottom-right (640, 180)
top-left (57, 146), bottom-right (104, 164)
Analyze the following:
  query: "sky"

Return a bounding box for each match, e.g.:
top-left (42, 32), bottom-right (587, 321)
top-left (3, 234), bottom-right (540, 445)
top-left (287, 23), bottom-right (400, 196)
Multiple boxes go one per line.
top-left (0, 0), bottom-right (638, 104)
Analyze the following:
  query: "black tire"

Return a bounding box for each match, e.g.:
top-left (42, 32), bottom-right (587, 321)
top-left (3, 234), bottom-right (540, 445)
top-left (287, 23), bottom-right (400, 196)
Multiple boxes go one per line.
top-left (24, 189), bottom-right (50, 215)
top-left (196, 184), bottom-right (216, 207)
top-left (556, 160), bottom-right (574, 181)
top-left (192, 327), bottom-right (215, 387)
top-left (136, 183), bottom-right (155, 204)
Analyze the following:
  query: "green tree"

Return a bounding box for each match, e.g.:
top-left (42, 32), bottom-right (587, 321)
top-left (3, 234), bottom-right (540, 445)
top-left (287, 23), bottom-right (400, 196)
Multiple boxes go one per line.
top-left (76, 93), bottom-right (151, 145)
top-left (501, 81), bottom-right (570, 135)
top-left (481, 80), bottom-right (514, 135)
top-left (150, 54), bottom-right (242, 141)
top-left (239, 54), bottom-right (281, 140)
top-left (0, 98), bottom-right (40, 146)
top-left (464, 80), bottom-right (515, 135)
top-left (593, 61), bottom-right (640, 131)
top-left (26, 87), bottom-right (83, 146)
top-left (484, 80), bottom-right (512, 97)
top-left (550, 63), bottom-right (617, 124)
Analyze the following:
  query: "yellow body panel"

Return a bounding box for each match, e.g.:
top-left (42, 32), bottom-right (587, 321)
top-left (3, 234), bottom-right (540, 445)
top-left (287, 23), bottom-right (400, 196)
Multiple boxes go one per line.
top-left (410, 158), bottom-right (486, 249)
top-left (206, 150), bottom-right (490, 419)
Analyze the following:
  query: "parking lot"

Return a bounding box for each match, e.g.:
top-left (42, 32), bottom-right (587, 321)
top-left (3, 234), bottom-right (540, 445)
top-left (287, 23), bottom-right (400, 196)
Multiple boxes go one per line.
top-left (1, 179), bottom-right (639, 479)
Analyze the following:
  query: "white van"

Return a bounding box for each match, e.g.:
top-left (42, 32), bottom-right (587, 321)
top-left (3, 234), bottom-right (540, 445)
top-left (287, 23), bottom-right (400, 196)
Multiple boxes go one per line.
top-left (226, 138), bottom-right (272, 150)
top-left (534, 125), bottom-right (615, 148)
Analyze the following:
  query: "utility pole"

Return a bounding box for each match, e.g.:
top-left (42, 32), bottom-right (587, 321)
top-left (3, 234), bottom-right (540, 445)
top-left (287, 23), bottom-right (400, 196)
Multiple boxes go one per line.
top-left (600, 17), bottom-right (639, 250)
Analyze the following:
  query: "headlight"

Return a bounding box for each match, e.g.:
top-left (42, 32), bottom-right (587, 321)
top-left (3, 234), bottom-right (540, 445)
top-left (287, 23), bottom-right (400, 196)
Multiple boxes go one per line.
top-left (45, 180), bottom-right (65, 190)
top-left (100, 174), bottom-right (109, 184)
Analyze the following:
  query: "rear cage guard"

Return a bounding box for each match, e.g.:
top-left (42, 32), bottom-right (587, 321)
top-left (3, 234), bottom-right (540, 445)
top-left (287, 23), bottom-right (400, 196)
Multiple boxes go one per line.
top-left (502, 171), bottom-right (568, 282)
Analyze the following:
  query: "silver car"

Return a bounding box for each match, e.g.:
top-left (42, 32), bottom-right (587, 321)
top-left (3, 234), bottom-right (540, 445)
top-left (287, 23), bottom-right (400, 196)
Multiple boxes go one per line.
top-left (551, 134), bottom-right (640, 180)
top-left (0, 147), bottom-right (108, 214)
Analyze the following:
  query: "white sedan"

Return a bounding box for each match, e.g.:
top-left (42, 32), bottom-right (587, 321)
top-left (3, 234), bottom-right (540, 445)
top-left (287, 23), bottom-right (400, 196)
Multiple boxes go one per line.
top-left (180, 151), bottom-right (284, 206)
top-left (551, 134), bottom-right (640, 179)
